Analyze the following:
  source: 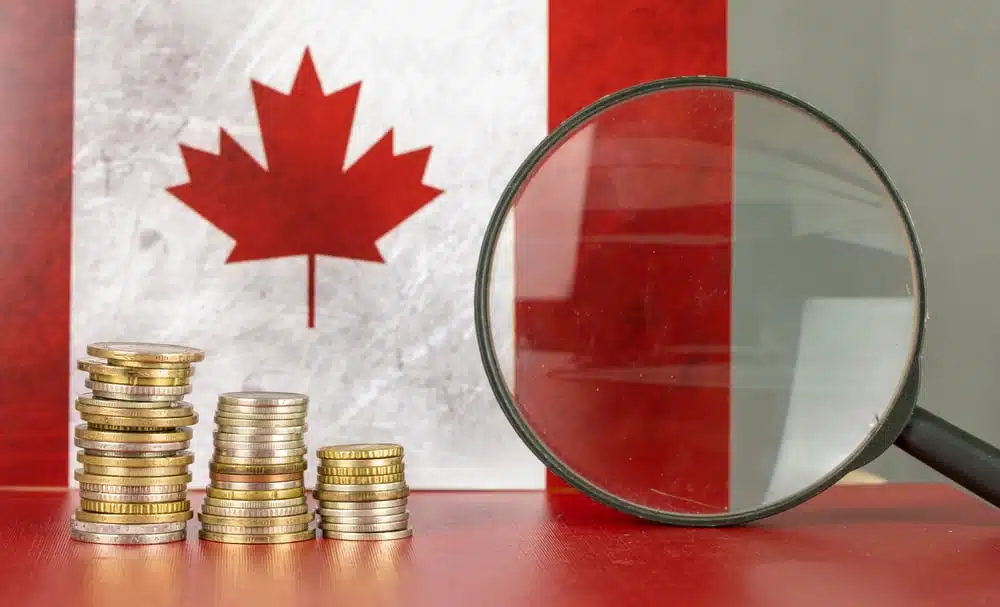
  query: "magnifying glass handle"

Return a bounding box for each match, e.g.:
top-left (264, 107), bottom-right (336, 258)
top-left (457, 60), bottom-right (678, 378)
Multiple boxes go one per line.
top-left (895, 406), bottom-right (1000, 507)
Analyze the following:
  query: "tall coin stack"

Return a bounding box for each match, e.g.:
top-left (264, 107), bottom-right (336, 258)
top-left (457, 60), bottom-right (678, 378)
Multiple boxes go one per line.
top-left (199, 392), bottom-right (315, 544)
top-left (71, 341), bottom-right (204, 545)
top-left (314, 444), bottom-right (412, 541)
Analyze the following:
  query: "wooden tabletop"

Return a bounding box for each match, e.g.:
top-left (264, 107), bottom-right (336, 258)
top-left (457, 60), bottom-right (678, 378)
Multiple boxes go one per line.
top-left (0, 485), bottom-right (997, 607)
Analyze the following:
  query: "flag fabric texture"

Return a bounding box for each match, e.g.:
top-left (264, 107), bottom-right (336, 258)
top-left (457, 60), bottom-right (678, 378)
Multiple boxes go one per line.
top-left (0, 0), bottom-right (728, 492)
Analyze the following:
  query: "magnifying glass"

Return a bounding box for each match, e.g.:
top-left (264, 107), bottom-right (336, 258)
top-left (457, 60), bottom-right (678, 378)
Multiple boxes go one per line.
top-left (474, 76), bottom-right (1000, 526)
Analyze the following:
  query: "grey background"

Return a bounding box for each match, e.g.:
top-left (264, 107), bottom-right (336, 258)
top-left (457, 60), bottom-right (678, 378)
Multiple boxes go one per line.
top-left (730, 1), bottom-right (1000, 482)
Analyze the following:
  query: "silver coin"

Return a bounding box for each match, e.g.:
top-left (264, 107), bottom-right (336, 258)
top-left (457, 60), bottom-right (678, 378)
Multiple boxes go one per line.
top-left (76, 439), bottom-right (190, 453)
top-left (214, 425), bottom-right (307, 436)
top-left (78, 482), bottom-right (188, 495)
top-left (210, 480), bottom-right (303, 491)
top-left (216, 404), bottom-right (307, 416)
top-left (318, 511), bottom-right (408, 525)
top-left (314, 481), bottom-right (407, 493)
top-left (90, 390), bottom-right (183, 402)
top-left (213, 439), bottom-right (304, 451)
top-left (202, 496), bottom-right (307, 509)
top-left (317, 505), bottom-right (406, 518)
top-left (199, 523), bottom-right (313, 535)
top-left (321, 528), bottom-right (412, 541)
top-left (213, 432), bottom-right (304, 443)
top-left (213, 447), bottom-right (306, 458)
top-left (70, 519), bottom-right (188, 535)
top-left (319, 519), bottom-right (409, 533)
top-left (85, 379), bottom-right (191, 396)
top-left (318, 498), bottom-right (408, 511)
top-left (79, 490), bottom-right (187, 503)
top-left (200, 505), bottom-right (309, 517)
top-left (82, 450), bottom-right (187, 459)
top-left (77, 393), bottom-right (187, 410)
top-left (70, 529), bottom-right (186, 544)
top-left (218, 391), bottom-right (309, 407)
top-left (213, 416), bottom-right (307, 428)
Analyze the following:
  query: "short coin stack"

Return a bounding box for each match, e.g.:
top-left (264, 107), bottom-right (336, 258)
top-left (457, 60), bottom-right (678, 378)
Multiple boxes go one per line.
top-left (71, 341), bottom-right (204, 545)
top-left (199, 391), bottom-right (315, 544)
top-left (315, 444), bottom-right (412, 541)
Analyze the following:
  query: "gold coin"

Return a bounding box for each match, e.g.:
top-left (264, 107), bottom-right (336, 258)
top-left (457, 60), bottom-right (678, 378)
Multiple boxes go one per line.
top-left (208, 460), bottom-right (307, 475)
top-left (317, 457), bottom-right (402, 468)
top-left (89, 374), bottom-right (191, 387)
top-left (202, 496), bottom-right (306, 509)
top-left (87, 341), bottom-right (205, 364)
top-left (77, 357), bottom-right (195, 378)
top-left (214, 424), bottom-right (307, 436)
top-left (315, 481), bottom-right (406, 493)
top-left (200, 505), bottom-right (309, 517)
top-left (314, 488), bottom-right (410, 502)
top-left (81, 414), bottom-right (198, 429)
top-left (317, 443), bottom-right (403, 460)
top-left (210, 480), bottom-right (302, 491)
top-left (77, 451), bottom-right (195, 468)
top-left (197, 512), bottom-right (315, 527)
top-left (83, 465), bottom-right (189, 477)
top-left (214, 432), bottom-right (304, 444)
top-left (79, 499), bottom-right (190, 514)
top-left (78, 482), bottom-right (188, 495)
top-left (205, 487), bottom-right (304, 500)
top-left (76, 402), bottom-right (195, 418)
top-left (86, 424), bottom-right (172, 432)
top-left (108, 359), bottom-right (192, 369)
top-left (321, 528), bottom-right (412, 541)
top-left (212, 454), bottom-right (304, 466)
top-left (200, 523), bottom-right (312, 535)
top-left (74, 470), bottom-right (191, 486)
top-left (210, 472), bottom-right (303, 483)
top-left (74, 425), bottom-right (192, 443)
top-left (317, 464), bottom-right (403, 477)
top-left (74, 509), bottom-right (193, 524)
top-left (199, 529), bottom-right (314, 544)
top-left (316, 474), bottom-right (405, 486)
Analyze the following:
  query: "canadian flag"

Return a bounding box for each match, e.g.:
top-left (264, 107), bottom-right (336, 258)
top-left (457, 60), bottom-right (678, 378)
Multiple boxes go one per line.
top-left (5, 0), bottom-right (910, 507)
top-left (1, 0), bottom-right (731, 492)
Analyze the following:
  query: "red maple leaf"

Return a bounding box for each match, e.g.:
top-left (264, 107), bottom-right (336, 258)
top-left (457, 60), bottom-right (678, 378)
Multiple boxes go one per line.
top-left (167, 48), bottom-right (443, 328)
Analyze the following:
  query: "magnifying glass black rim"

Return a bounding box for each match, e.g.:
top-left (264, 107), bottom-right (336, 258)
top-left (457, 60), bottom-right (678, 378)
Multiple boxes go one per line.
top-left (474, 75), bottom-right (927, 526)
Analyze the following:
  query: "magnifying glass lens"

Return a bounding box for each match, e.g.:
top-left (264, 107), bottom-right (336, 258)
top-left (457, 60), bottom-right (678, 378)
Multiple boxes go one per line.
top-left (481, 81), bottom-right (920, 522)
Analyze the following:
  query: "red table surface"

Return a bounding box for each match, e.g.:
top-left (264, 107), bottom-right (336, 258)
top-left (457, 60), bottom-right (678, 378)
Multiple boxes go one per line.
top-left (0, 485), bottom-right (997, 607)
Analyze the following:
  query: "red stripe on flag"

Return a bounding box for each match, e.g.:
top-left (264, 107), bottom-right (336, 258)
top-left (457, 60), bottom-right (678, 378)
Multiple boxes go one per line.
top-left (0, 1), bottom-right (75, 485)
top-left (523, 0), bottom-right (730, 508)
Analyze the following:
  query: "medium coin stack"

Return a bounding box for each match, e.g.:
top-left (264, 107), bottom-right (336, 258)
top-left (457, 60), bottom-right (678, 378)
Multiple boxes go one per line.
top-left (71, 341), bottom-right (204, 545)
top-left (199, 391), bottom-right (315, 544)
top-left (314, 444), bottom-right (412, 541)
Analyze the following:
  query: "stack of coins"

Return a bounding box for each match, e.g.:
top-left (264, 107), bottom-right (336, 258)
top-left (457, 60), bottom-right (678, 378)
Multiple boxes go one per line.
top-left (199, 391), bottom-right (315, 544)
top-left (314, 444), bottom-right (412, 541)
top-left (71, 341), bottom-right (204, 545)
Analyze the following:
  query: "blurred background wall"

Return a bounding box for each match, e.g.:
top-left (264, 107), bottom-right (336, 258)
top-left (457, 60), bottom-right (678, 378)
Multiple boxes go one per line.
top-left (730, 1), bottom-right (1000, 482)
